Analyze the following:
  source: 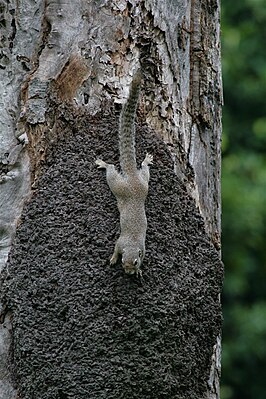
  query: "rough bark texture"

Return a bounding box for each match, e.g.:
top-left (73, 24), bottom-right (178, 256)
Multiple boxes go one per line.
top-left (0, 1), bottom-right (223, 398)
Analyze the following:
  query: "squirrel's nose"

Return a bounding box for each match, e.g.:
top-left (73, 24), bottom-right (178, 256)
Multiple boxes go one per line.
top-left (124, 266), bottom-right (136, 275)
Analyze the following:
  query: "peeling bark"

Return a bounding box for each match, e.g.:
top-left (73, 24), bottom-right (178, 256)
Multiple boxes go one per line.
top-left (0, 1), bottom-right (223, 398)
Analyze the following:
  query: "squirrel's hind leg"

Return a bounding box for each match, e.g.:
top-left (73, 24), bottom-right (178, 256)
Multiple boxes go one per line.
top-left (96, 159), bottom-right (123, 189)
top-left (140, 153), bottom-right (153, 183)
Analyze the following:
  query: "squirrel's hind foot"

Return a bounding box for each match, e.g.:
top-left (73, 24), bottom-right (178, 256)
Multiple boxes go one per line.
top-left (95, 159), bottom-right (107, 169)
top-left (143, 153), bottom-right (153, 166)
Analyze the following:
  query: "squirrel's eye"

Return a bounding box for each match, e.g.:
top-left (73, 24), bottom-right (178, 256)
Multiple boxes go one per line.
top-left (134, 259), bottom-right (138, 267)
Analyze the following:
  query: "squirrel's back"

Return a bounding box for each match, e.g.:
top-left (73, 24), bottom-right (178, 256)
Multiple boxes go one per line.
top-left (119, 70), bottom-right (142, 175)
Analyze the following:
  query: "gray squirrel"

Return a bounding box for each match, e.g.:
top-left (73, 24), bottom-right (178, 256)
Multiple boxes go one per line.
top-left (96, 70), bottom-right (153, 276)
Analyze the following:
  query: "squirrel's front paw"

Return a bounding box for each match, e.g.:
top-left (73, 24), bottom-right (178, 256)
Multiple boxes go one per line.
top-left (144, 153), bottom-right (153, 165)
top-left (95, 159), bottom-right (107, 169)
top-left (110, 253), bottom-right (118, 266)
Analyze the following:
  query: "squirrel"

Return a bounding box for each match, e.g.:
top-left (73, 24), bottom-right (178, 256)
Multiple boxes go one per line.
top-left (95, 70), bottom-right (153, 276)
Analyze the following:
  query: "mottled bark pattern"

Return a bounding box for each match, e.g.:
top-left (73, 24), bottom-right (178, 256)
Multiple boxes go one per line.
top-left (0, 1), bottom-right (223, 398)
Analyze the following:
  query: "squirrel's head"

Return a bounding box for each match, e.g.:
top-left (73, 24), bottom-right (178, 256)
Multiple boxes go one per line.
top-left (122, 247), bottom-right (144, 275)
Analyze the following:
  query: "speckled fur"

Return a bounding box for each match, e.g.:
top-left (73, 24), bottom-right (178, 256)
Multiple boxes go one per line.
top-left (96, 72), bottom-right (152, 275)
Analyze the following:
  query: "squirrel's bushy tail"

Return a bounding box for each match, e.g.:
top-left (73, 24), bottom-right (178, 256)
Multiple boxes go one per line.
top-left (119, 70), bottom-right (142, 174)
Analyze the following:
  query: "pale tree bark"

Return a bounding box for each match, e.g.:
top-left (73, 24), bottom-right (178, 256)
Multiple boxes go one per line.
top-left (0, 1), bottom-right (223, 398)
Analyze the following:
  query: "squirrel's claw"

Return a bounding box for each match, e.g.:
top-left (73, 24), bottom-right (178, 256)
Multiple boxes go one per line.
top-left (95, 159), bottom-right (107, 169)
top-left (110, 254), bottom-right (118, 266)
top-left (144, 153), bottom-right (153, 165)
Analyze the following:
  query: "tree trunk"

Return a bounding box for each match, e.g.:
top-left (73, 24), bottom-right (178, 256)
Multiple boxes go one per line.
top-left (0, 1), bottom-right (223, 398)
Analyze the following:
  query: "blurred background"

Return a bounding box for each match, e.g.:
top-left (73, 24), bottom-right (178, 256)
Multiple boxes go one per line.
top-left (221, 0), bottom-right (266, 398)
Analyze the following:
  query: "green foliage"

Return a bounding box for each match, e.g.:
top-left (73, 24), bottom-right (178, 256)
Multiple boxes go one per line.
top-left (221, 0), bottom-right (266, 398)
